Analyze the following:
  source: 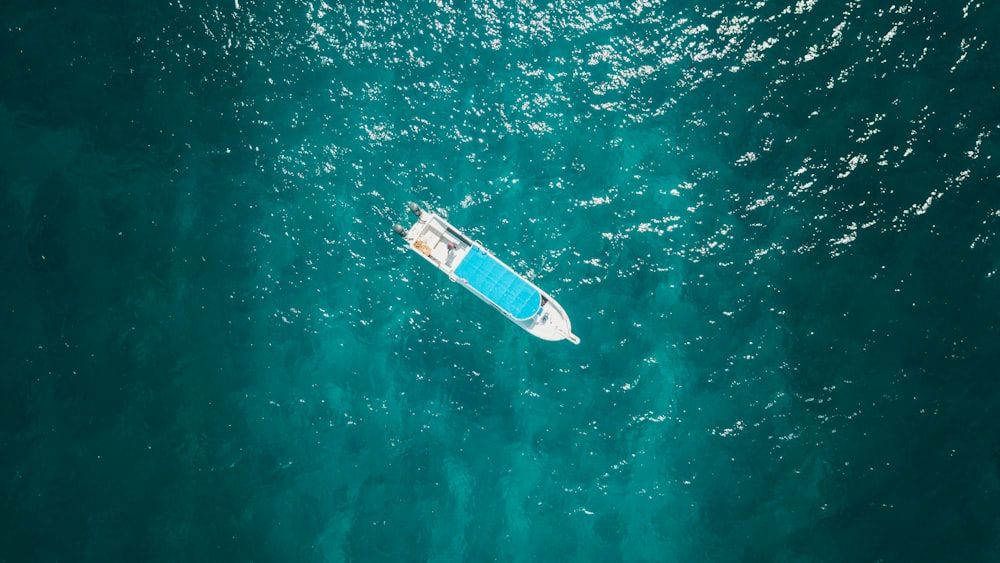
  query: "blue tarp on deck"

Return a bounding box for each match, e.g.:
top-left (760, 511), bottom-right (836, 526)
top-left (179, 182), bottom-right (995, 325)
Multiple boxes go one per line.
top-left (454, 246), bottom-right (541, 320)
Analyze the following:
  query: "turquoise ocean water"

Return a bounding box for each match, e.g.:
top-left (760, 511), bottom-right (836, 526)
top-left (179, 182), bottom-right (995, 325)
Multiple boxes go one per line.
top-left (3, 0), bottom-right (1000, 560)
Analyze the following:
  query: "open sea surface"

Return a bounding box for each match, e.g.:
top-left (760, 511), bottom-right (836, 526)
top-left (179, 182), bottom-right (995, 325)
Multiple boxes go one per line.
top-left (3, 0), bottom-right (1000, 561)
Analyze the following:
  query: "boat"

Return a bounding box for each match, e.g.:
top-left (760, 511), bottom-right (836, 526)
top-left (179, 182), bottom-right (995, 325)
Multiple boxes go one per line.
top-left (393, 202), bottom-right (580, 344)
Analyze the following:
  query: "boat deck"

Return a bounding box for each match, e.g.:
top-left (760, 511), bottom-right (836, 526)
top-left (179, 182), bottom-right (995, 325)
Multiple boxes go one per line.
top-left (411, 215), bottom-right (470, 271)
top-left (453, 246), bottom-right (541, 320)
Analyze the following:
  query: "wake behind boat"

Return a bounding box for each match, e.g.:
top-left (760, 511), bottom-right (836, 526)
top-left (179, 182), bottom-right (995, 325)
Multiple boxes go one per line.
top-left (393, 203), bottom-right (580, 344)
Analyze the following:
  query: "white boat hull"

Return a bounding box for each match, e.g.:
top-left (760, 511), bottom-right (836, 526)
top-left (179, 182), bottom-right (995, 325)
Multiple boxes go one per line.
top-left (394, 204), bottom-right (580, 344)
